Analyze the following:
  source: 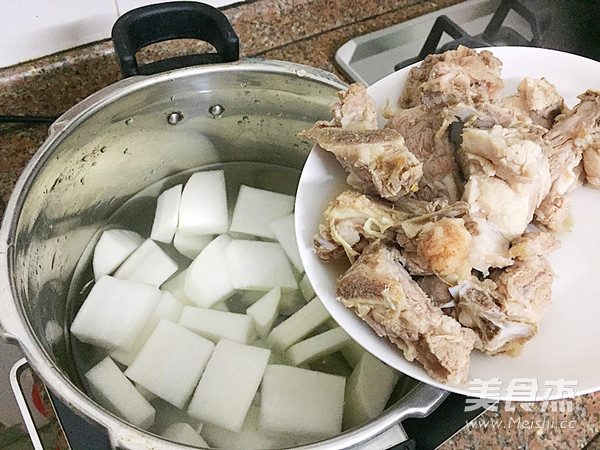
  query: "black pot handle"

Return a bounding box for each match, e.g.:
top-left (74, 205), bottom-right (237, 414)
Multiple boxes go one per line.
top-left (111, 1), bottom-right (239, 78)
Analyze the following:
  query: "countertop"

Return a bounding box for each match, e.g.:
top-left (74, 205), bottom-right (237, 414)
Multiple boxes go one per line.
top-left (1, 0), bottom-right (599, 448)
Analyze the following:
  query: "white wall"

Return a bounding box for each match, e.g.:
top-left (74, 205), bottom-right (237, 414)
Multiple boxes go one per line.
top-left (0, 0), bottom-right (241, 69)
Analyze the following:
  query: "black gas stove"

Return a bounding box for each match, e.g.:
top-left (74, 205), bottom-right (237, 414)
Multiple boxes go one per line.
top-left (335, 0), bottom-right (600, 87)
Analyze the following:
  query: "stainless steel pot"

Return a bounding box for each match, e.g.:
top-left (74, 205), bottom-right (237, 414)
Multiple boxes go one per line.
top-left (0, 4), bottom-right (447, 449)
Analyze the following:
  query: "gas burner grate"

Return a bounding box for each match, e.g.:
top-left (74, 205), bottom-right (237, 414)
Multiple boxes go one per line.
top-left (395, 0), bottom-right (549, 70)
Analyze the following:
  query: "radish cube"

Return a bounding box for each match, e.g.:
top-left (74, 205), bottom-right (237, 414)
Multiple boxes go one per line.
top-left (236, 290), bottom-right (265, 306)
top-left (341, 340), bottom-right (367, 368)
top-left (260, 365), bottom-right (345, 438)
top-left (173, 232), bottom-right (214, 259)
top-left (179, 306), bottom-right (255, 343)
top-left (270, 213), bottom-right (303, 272)
top-left (184, 234), bottom-right (235, 307)
top-left (202, 405), bottom-right (304, 449)
top-left (226, 240), bottom-right (297, 292)
top-left (70, 276), bottom-right (160, 350)
top-left (125, 320), bottom-right (214, 408)
top-left (210, 300), bottom-right (230, 312)
top-left (178, 170), bottom-right (228, 235)
top-left (188, 339), bottom-right (270, 432)
top-left (150, 184), bottom-right (182, 244)
top-left (229, 186), bottom-right (294, 239)
top-left (114, 239), bottom-right (178, 287)
top-left (162, 422), bottom-right (208, 447)
top-left (266, 297), bottom-right (330, 351)
top-left (285, 327), bottom-right (351, 366)
top-left (279, 290), bottom-right (305, 315)
top-left (110, 291), bottom-right (184, 366)
top-left (343, 353), bottom-right (399, 430)
top-left (245, 288), bottom-right (281, 339)
top-left (93, 229), bottom-right (143, 280)
top-left (86, 357), bottom-right (155, 430)
top-left (135, 383), bottom-right (157, 402)
top-left (298, 274), bottom-right (315, 301)
top-left (161, 270), bottom-right (193, 305)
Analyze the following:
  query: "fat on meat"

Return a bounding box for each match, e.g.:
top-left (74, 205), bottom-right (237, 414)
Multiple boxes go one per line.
top-left (459, 125), bottom-right (551, 273)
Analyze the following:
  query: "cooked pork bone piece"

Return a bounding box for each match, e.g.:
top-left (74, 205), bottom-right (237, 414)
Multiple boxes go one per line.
top-left (314, 189), bottom-right (472, 279)
top-left (398, 46), bottom-right (504, 110)
top-left (453, 254), bottom-right (554, 356)
top-left (337, 240), bottom-right (476, 384)
top-left (459, 125), bottom-right (551, 273)
top-left (502, 77), bottom-right (566, 130)
top-left (313, 190), bottom-right (413, 262)
top-left (301, 126), bottom-right (423, 201)
top-left (508, 231), bottom-right (561, 260)
top-left (331, 83), bottom-right (378, 130)
top-left (535, 90), bottom-right (600, 228)
top-left (570, 91), bottom-right (600, 188)
top-left (383, 104), bottom-right (462, 203)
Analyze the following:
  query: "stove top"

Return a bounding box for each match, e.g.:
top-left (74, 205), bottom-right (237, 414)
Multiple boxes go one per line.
top-left (335, 0), bottom-right (600, 86)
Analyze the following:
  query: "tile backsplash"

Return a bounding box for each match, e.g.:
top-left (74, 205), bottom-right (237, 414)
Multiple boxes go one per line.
top-left (0, 0), bottom-right (241, 69)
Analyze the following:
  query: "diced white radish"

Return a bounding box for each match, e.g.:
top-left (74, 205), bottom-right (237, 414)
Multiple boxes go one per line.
top-left (210, 300), bottom-right (230, 312)
top-left (125, 320), bottom-right (214, 408)
top-left (341, 340), bottom-right (367, 369)
top-left (86, 357), bottom-right (155, 430)
top-left (135, 383), bottom-right (157, 402)
top-left (70, 276), bottom-right (160, 350)
top-left (236, 290), bottom-right (265, 306)
top-left (173, 232), bottom-right (214, 259)
top-left (93, 229), bottom-right (144, 280)
top-left (298, 274), bottom-right (315, 301)
top-left (161, 270), bottom-right (193, 305)
top-left (285, 327), bottom-right (351, 366)
top-left (226, 240), bottom-right (297, 292)
top-left (270, 213), bottom-right (303, 272)
top-left (202, 405), bottom-right (304, 449)
top-left (246, 288), bottom-right (280, 339)
top-left (150, 184), bottom-right (182, 244)
top-left (260, 365), bottom-right (345, 438)
top-left (188, 339), bottom-right (270, 432)
top-left (114, 239), bottom-right (178, 287)
top-left (162, 422), bottom-right (209, 447)
top-left (229, 185), bottom-right (294, 239)
top-left (110, 291), bottom-right (184, 366)
top-left (184, 234), bottom-right (235, 307)
top-left (179, 306), bottom-right (255, 344)
top-left (178, 170), bottom-right (228, 235)
top-left (266, 297), bottom-right (330, 351)
top-left (279, 290), bottom-right (305, 316)
top-left (343, 352), bottom-right (399, 430)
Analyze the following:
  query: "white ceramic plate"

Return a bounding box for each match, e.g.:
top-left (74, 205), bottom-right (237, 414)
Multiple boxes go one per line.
top-left (296, 47), bottom-right (600, 401)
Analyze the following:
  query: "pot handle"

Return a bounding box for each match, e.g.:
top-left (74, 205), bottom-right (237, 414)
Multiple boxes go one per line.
top-left (112, 1), bottom-right (239, 78)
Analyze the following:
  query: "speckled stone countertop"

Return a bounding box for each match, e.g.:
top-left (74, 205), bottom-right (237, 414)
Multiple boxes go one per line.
top-left (1, 0), bottom-right (600, 448)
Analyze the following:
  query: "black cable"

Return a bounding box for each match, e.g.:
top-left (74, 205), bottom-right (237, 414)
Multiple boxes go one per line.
top-left (0, 115), bottom-right (58, 124)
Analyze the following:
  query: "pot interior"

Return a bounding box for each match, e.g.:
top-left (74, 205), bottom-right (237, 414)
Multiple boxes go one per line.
top-left (7, 62), bottom-right (420, 446)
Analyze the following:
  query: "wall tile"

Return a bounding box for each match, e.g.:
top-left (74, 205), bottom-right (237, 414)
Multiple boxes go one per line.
top-left (0, 0), bottom-right (118, 68)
